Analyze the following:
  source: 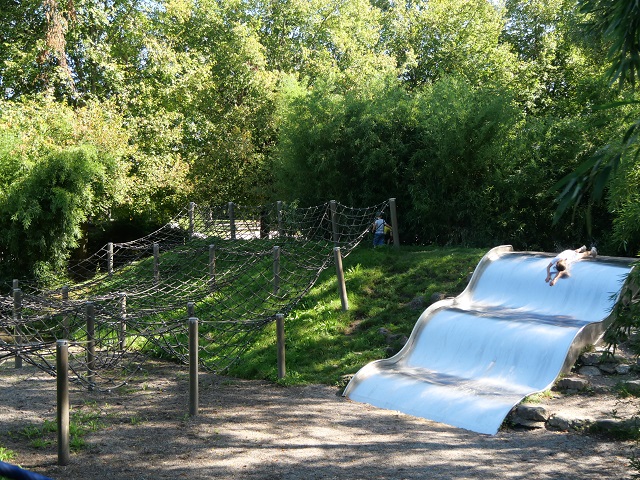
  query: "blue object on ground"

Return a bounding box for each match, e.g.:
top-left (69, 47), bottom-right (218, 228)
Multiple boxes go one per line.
top-left (0, 461), bottom-right (54, 480)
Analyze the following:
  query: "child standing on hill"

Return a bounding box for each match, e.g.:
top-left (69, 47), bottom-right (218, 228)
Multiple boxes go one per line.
top-left (371, 213), bottom-right (391, 247)
top-left (545, 245), bottom-right (597, 286)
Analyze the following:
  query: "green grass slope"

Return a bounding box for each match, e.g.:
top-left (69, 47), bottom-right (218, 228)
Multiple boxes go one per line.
top-left (227, 245), bottom-right (486, 386)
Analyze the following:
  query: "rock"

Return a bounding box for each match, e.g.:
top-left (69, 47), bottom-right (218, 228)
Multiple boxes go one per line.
top-left (408, 296), bottom-right (425, 310)
top-left (547, 415), bottom-right (592, 431)
top-left (621, 379), bottom-right (640, 395)
top-left (556, 377), bottom-right (589, 391)
top-left (548, 415), bottom-right (589, 431)
top-left (580, 352), bottom-right (602, 366)
top-left (547, 415), bottom-right (570, 431)
top-left (380, 327), bottom-right (408, 356)
top-left (616, 364), bottom-right (632, 375)
top-left (515, 404), bottom-right (548, 422)
top-left (599, 363), bottom-right (618, 374)
top-left (578, 365), bottom-right (602, 376)
top-left (430, 292), bottom-right (446, 305)
top-left (510, 415), bottom-right (544, 429)
top-left (592, 418), bottom-right (640, 435)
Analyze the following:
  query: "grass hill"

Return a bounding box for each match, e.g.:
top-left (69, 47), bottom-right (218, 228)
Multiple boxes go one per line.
top-left (226, 245), bottom-right (486, 386)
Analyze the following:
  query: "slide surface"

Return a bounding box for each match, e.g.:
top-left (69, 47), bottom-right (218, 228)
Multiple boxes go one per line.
top-left (343, 246), bottom-right (635, 435)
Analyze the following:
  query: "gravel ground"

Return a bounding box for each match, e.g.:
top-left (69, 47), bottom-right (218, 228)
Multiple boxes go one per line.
top-left (1, 359), bottom-right (639, 480)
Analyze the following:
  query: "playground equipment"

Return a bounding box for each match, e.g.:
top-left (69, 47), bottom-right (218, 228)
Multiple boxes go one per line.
top-left (344, 245), bottom-right (636, 435)
top-left (0, 200), bottom-right (392, 390)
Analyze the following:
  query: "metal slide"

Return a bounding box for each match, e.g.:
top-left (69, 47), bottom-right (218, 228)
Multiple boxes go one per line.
top-left (343, 245), bottom-right (636, 435)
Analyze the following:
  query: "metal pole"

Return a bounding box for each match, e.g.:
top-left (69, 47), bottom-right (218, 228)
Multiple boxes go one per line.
top-left (57, 340), bottom-right (70, 466)
top-left (334, 247), bottom-right (349, 311)
top-left (86, 302), bottom-right (95, 390)
top-left (189, 317), bottom-right (199, 416)
top-left (187, 302), bottom-right (195, 318)
top-left (276, 313), bottom-right (286, 379)
top-left (389, 198), bottom-right (400, 249)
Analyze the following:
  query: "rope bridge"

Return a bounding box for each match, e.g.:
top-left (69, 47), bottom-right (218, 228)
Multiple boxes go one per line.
top-left (0, 200), bottom-right (390, 390)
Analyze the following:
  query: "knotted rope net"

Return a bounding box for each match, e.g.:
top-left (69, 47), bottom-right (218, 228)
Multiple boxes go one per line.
top-left (0, 200), bottom-right (390, 390)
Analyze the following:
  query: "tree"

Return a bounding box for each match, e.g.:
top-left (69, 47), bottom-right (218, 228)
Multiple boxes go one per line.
top-left (554, 0), bottom-right (640, 253)
top-left (0, 94), bottom-right (132, 278)
top-left (390, 0), bottom-right (517, 89)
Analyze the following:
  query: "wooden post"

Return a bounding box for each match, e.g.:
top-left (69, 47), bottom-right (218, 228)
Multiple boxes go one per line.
top-left (330, 200), bottom-right (339, 246)
top-left (62, 286), bottom-right (69, 339)
top-left (260, 209), bottom-right (269, 239)
top-left (189, 317), bottom-right (199, 417)
top-left (277, 200), bottom-right (283, 238)
top-left (119, 293), bottom-right (127, 351)
top-left (107, 242), bottom-right (114, 276)
top-left (334, 247), bottom-right (349, 311)
top-left (228, 202), bottom-right (236, 240)
top-left (153, 243), bottom-right (160, 285)
top-left (209, 244), bottom-right (216, 291)
top-left (276, 313), bottom-right (286, 379)
top-left (56, 340), bottom-right (70, 466)
top-left (389, 198), bottom-right (400, 249)
top-left (273, 246), bottom-right (281, 295)
top-left (189, 202), bottom-right (195, 238)
top-left (13, 284), bottom-right (22, 369)
top-left (86, 302), bottom-right (96, 390)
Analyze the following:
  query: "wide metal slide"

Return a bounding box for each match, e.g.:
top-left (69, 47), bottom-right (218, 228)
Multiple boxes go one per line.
top-left (343, 245), bottom-right (636, 435)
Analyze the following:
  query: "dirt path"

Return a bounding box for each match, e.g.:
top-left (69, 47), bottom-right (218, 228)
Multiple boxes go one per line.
top-left (1, 360), bottom-right (639, 480)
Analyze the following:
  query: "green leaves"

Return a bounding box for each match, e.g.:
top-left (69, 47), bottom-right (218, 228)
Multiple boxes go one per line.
top-left (0, 145), bottom-right (104, 276)
top-left (579, 0), bottom-right (640, 88)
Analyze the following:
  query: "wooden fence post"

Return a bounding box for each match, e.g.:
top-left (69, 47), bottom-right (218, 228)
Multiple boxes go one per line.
top-left (228, 202), bottom-right (236, 240)
top-left (86, 302), bottom-right (95, 390)
top-left (334, 247), bottom-right (349, 311)
top-left (273, 246), bottom-right (281, 295)
top-left (277, 200), bottom-right (283, 238)
top-left (153, 243), bottom-right (160, 285)
top-left (189, 202), bottom-right (195, 238)
top-left (276, 313), bottom-right (286, 379)
top-left (189, 317), bottom-right (199, 416)
top-left (330, 200), bottom-right (339, 246)
top-left (13, 283), bottom-right (22, 369)
top-left (209, 244), bottom-right (216, 291)
top-left (107, 242), bottom-right (114, 276)
top-left (119, 293), bottom-right (127, 351)
top-left (62, 286), bottom-right (70, 339)
top-left (389, 198), bottom-right (400, 249)
top-left (57, 340), bottom-right (70, 466)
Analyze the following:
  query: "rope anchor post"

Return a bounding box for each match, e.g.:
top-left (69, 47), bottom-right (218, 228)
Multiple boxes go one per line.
top-left (276, 313), bottom-right (286, 379)
top-left (333, 247), bottom-right (349, 311)
top-left (189, 317), bottom-right (199, 416)
top-left (57, 339), bottom-right (70, 466)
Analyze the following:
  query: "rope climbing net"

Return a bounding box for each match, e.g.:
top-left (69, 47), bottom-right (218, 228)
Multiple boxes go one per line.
top-left (0, 200), bottom-right (390, 390)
